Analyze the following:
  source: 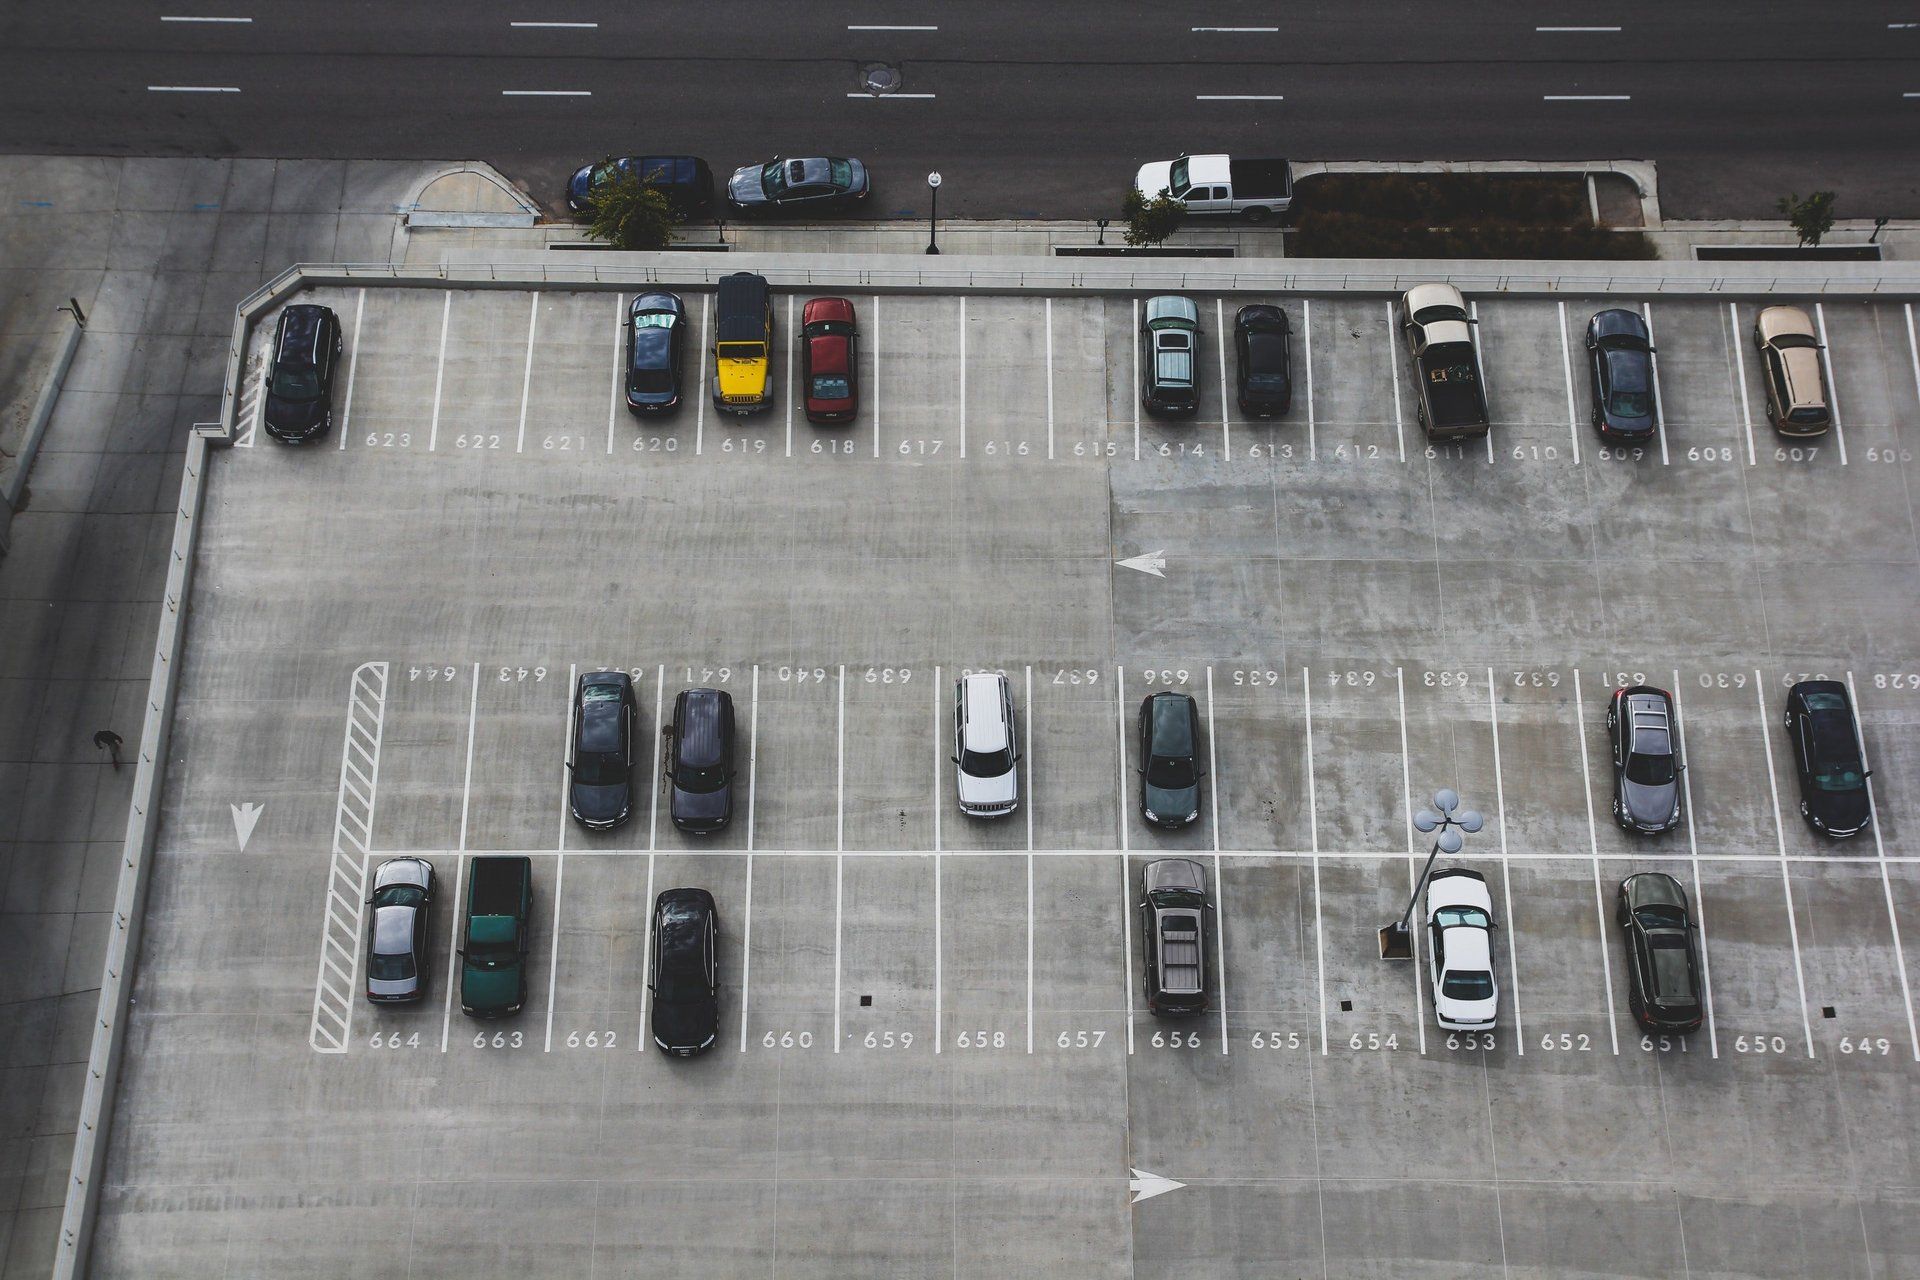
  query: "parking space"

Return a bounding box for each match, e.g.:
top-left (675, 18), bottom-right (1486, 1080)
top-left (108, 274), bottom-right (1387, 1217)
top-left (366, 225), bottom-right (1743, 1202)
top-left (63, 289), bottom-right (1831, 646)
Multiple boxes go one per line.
top-left (99, 279), bottom-right (1920, 1279)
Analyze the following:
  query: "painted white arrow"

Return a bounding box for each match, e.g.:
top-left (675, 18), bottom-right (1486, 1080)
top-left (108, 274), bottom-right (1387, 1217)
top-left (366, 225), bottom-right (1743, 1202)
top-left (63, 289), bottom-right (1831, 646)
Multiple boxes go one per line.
top-left (1129, 1168), bottom-right (1185, 1204)
top-left (1116, 550), bottom-right (1167, 578)
top-left (231, 802), bottom-right (265, 852)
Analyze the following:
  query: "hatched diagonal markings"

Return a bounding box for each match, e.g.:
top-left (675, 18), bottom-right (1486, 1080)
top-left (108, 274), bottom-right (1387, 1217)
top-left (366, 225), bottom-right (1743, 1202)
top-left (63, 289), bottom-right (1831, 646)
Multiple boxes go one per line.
top-left (308, 661), bottom-right (389, 1053)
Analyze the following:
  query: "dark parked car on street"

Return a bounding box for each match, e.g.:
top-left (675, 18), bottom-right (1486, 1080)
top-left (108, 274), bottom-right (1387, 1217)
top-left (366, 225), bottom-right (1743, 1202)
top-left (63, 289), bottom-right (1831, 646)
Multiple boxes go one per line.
top-left (1616, 872), bottom-right (1704, 1033)
top-left (569, 671), bottom-right (637, 831)
top-left (726, 156), bottom-right (870, 214)
top-left (801, 296), bottom-right (859, 423)
top-left (650, 887), bottom-right (720, 1055)
top-left (625, 292), bottom-right (686, 415)
top-left (1784, 680), bottom-right (1873, 837)
top-left (665, 688), bottom-right (737, 834)
top-left (1607, 685), bottom-right (1682, 834)
top-left (365, 857), bottom-right (434, 1003)
top-left (1138, 692), bottom-right (1203, 829)
top-left (1234, 304), bottom-right (1293, 417)
top-left (1139, 859), bottom-right (1213, 1016)
top-left (566, 155), bottom-right (714, 216)
top-left (263, 303), bottom-right (343, 443)
top-left (1585, 308), bottom-right (1657, 441)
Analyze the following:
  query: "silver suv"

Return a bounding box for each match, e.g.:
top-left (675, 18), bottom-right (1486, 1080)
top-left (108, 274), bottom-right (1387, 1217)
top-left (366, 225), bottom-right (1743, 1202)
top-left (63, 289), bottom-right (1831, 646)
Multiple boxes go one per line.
top-left (953, 672), bottom-right (1019, 817)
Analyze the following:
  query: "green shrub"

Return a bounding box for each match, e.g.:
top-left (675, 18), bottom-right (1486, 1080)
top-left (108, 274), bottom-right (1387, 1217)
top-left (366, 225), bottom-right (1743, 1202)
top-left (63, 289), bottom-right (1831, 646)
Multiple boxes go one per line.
top-left (584, 164), bottom-right (681, 251)
top-left (1121, 185), bottom-right (1186, 247)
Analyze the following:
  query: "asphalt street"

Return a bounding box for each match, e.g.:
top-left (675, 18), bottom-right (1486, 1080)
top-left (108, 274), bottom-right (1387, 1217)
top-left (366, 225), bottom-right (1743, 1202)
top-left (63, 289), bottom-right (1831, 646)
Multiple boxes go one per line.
top-left (2, 2), bottom-right (1918, 220)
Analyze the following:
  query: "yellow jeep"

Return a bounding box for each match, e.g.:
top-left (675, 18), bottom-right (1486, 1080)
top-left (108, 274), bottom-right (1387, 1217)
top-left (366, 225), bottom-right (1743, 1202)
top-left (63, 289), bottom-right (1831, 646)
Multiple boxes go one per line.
top-left (712, 272), bottom-right (773, 413)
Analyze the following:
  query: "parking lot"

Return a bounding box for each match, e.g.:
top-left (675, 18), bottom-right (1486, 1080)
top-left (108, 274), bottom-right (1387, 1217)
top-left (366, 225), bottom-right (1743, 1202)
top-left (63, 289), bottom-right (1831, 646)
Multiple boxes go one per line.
top-left (97, 281), bottom-right (1920, 1278)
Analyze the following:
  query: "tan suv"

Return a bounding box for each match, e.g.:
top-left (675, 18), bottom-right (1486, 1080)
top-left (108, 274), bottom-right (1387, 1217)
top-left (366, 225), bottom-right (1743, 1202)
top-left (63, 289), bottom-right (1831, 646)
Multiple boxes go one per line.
top-left (1753, 305), bottom-right (1831, 436)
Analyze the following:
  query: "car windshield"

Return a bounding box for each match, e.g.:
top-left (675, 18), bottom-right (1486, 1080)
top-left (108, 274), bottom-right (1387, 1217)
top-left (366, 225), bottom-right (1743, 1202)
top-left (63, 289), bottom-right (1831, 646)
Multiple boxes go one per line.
top-left (1635, 904), bottom-right (1685, 929)
top-left (1789, 406), bottom-right (1829, 424)
top-left (574, 749), bottom-right (624, 788)
top-left (1608, 390), bottom-right (1652, 418)
top-left (1146, 755), bottom-right (1194, 790)
top-left (1169, 158), bottom-right (1189, 195)
top-left (961, 747), bottom-right (1013, 777)
top-left (1625, 752), bottom-right (1675, 786)
top-left (811, 374), bottom-right (851, 400)
top-left (1772, 332), bottom-right (1817, 349)
top-left (633, 312), bottom-right (675, 329)
top-left (761, 162), bottom-right (786, 196)
top-left (368, 952), bottom-right (414, 980)
top-left (1152, 888), bottom-right (1207, 909)
top-left (1414, 304), bottom-right (1468, 325)
top-left (1434, 906), bottom-right (1490, 929)
top-left (676, 763), bottom-right (726, 794)
top-left (373, 885), bottom-right (423, 910)
top-left (1442, 969), bottom-right (1494, 1000)
top-left (270, 367), bottom-right (319, 401)
top-left (654, 940), bottom-right (703, 1003)
top-left (830, 159), bottom-right (852, 188)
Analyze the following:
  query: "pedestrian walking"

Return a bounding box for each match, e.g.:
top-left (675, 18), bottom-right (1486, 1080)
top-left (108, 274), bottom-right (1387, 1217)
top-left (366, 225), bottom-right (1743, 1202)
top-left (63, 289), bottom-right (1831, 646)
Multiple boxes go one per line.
top-left (93, 729), bottom-right (123, 770)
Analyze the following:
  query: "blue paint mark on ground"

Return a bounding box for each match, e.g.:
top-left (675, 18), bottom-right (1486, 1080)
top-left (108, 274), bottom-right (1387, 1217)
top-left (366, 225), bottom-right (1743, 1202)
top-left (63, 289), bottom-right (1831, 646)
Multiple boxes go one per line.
top-left (193, 202), bottom-right (221, 210)
top-left (20, 200), bottom-right (52, 208)
top-left (890, 207), bottom-right (917, 217)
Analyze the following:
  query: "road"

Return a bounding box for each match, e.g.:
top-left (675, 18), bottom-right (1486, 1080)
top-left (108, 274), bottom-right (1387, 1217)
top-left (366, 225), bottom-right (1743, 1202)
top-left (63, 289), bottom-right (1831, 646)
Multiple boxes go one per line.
top-left (2, 2), bottom-right (1918, 219)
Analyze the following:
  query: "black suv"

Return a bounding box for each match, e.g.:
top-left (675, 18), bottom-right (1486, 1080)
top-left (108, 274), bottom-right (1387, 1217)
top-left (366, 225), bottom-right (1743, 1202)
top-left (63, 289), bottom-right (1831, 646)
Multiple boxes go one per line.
top-left (1607, 685), bottom-right (1682, 834)
top-left (1784, 680), bottom-right (1873, 837)
top-left (1234, 304), bottom-right (1293, 417)
top-left (1138, 692), bottom-right (1203, 829)
top-left (1617, 872), bottom-right (1703, 1033)
top-left (664, 689), bottom-right (737, 834)
top-left (569, 671), bottom-right (637, 830)
top-left (1139, 859), bottom-right (1212, 1016)
top-left (263, 303), bottom-right (343, 443)
top-left (650, 888), bottom-right (720, 1056)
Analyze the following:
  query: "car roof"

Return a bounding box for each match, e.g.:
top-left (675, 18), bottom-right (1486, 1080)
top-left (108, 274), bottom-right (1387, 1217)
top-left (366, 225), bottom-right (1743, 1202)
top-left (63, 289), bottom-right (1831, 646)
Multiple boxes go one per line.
top-left (716, 273), bottom-right (770, 335)
top-left (807, 332), bottom-right (851, 377)
top-left (1778, 347), bottom-right (1825, 406)
top-left (372, 904), bottom-right (417, 955)
top-left (675, 689), bottom-right (730, 769)
top-left (1444, 927), bottom-right (1492, 970)
top-left (1147, 693), bottom-right (1195, 753)
top-left (961, 674), bottom-right (1009, 753)
top-left (1590, 308), bottom-right (1649, 344)
top-left (1145, 295), bottom-right (1199, 326)
top-left (579, 694), bottom-right (624, 753)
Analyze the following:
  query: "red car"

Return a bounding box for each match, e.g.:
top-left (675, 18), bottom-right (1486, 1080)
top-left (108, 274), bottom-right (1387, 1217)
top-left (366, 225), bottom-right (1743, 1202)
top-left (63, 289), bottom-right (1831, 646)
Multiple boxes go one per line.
top-left (800, 297), bottom-right (858, 424)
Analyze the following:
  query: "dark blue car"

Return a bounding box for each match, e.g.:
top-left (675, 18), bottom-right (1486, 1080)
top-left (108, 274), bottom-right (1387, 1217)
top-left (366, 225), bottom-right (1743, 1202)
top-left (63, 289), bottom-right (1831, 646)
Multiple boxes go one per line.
top-left (626, 292), bottom-right (686, 415)
top-left (1585, 308), bottom-right (1657, 441)
top-left (567, 155), bottom-right (714, 216)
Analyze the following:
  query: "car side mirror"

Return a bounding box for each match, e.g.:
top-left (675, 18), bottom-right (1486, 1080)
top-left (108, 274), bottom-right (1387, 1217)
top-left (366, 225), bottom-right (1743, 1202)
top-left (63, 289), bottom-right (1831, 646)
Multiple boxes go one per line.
top-left (455, 948), bottom-right (467, 959)
top-left (950, 755), bottom-right (961, 765)
top-left (1864, 769), bottom-right (1874, 779)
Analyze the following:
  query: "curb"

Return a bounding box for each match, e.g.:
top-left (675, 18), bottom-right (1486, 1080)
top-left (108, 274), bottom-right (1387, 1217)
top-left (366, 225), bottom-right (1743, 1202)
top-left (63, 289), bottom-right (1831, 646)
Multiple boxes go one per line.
top-left (1290, 159), bottom-right (1662, 229)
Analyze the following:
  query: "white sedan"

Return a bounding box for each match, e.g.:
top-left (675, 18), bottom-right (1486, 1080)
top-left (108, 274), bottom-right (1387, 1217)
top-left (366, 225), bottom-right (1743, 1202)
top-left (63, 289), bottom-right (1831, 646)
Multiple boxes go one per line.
top-left (1425, 867), bottom-right (1498, 1031)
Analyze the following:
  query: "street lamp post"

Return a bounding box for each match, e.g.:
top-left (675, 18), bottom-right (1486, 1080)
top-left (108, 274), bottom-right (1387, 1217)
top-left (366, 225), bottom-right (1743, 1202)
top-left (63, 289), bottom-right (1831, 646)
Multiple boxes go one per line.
top-left (1378, 788), bottom-right (1484, 959)
top-left (925, 172), bottom-right (942, 255)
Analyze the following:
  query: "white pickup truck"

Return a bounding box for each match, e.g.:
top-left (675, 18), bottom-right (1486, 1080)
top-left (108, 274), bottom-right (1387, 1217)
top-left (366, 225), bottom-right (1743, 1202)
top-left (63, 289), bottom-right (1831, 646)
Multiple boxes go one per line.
top-left (1133, 154), bottom-right (1294, 222)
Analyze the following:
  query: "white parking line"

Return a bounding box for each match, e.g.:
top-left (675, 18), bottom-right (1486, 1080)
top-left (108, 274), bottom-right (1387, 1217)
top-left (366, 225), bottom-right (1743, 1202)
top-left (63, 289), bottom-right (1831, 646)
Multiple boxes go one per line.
top-left (1193, 26), bottom-right (1278, 32)
top-left (1486, 669), bottom-right (1524, 1054)
top-left (502, 89), bottom-right (590, 97)
top-left (848, 23), bottom-right (937, 30)
top-left (1814, 303), bottom-right (1849, 464)
top-left (1847, 672), bottom-right (1920, 1060)
top-left (337, 288), bottom-right (364, 451)
top-left (1303, 298), bottom-right (1316, 461)
top-left (740, 665), bottom-right (758, 1051)
top-left (871, 295), bottom-right (882, 458)
top-left (1571, 671), bottom-right (1621, 1054)
top-left (1026, 665), bottom-right (1036, 1052)
top-left (1640, 302), bottom-right (1671, 465)
top-left (1196, 95), bottom-right (1285, 101)
top-left (1305, 667), bottom-right (1327, 1055)
top-left (1905, 303), bottom-right (1920, 408)
top-left (834, 664), bottom-right (846, 1051)
top-left (1557, 301), bottom-right (1581, 465)
top-left (147, 85), bottom-right (241, 92)
top-left (1728, 303), bottom-right (1757, 465)
top-left (1117, 665), bottom-right (1135, 1053)
top-left (605, 293), bottom-right (623, 455)
top-left (1669, 674), bottom-right (1718, 1057)
top-left (1544, 94), bottom-right (1631, 101)
top-left (439, 664), bottom-right (481, 1054)
top-left (1469, 300), bottom-right (1494, 463)
top-left (647, 664), bottom-right (664, 850)
top-left (637, 850), bottom-right (656, 1052)
top-left (1386, 300), bottom-right (1405, 462)
top-left (511, 20), bottom-right (597, 27)
top-left (161, 14), bottom-right (252, 21)
top-left (1131, 298), bottom-right (1142, 462)
top-left (784, 294), bottom-right (795, 459)
top-left (545, 663), bottom-right (574, 1052)
top-left (516, 293), bottom-right (538, 453)
top-left (1754, 671), bottom-right (1817, 1057)
top-left (1206, 668), bottom-right (1228, 1054)
top-left (958, 296), bottom-right (968, 458)
top-left (695, 292), bottom-right (709, 456)
top-left (1216, 299), bottom-right (1232, 460)
top-left (1537, 25), bottom-right (1620, 31)
top-left (1045, 299), bottom-right (1056, 461)
top-left (1397, 669), bottom-right (1427, 1053)
top-left (427, 290), bottom-right (451, 451)
top-left (933, 665), bottom-right (943, 1053)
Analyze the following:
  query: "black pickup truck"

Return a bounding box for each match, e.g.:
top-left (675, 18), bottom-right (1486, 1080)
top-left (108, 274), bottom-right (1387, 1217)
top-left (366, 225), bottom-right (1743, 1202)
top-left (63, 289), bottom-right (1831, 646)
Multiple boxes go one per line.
top-left (1400, 282), bottom-right (1491, 440)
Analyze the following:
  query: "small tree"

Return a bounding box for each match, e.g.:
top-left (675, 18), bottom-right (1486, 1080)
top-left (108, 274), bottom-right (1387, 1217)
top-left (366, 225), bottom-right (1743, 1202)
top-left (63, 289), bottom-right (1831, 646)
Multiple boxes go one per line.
top-left (1777, 190), bottom-right (1837, 248)
top-left (585, 164), bottom-right (680, 251)
top-left (1122, 186), bottom-right (1186, 248)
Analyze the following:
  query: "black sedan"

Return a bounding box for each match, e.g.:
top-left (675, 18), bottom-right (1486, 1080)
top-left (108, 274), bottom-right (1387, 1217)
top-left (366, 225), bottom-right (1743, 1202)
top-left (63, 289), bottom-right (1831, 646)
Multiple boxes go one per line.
top-left (263, 303), bottom-right (343, 443)
top-left (726, 156), bottom-right (870, 215)
top-left (1784, 681), bottom-right (1873, 837)
top-left (365, 857), bottom-right (434, 1003)
top-left (1607, 685), bottom-right (1682, 834)
top-left (650, 888), bottom-right (719, 1056)
top-left (1585, 309), bottom-right (1657, 441)
top-left (569, 671), bottom-right (637, 830)
top-left (1617, 872), bottom-right (1703, 1033)
top-left (1234, 304), bottom-right (1293, 417)
top-left (1138, 692), bottom-right (1203, 829)
top-left (626, 292), bottom-right (686, 415)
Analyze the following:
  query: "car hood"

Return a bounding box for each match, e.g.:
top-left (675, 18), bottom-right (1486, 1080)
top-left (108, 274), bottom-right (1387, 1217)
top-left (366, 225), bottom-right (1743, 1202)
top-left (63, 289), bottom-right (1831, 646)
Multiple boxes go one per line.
top-left (653, 996), bottom-right (716, 1051)
top-left (567, 163), bottom-right (595, 204)
top-left (1135, 161), bottom-right (1174, 200)
top-left (1622, 779), bottom-right (1677, 829)
top-left (264, 393), bottom-right (324, 433)
top-left (462, 961), bottom-right (519, 1009)
top-left (1810, 785), bottom-right (1870, 833)
top-left (958, 769), bottom-right (1018, 807)
top-left (728, 165), bottom-right (768, 205)
top-left (672, 783), bottom-right (731, 825)
top-left (571, 781), bottom-right (630, 823)
top-left (1144, 782), bottom-right (1199, 822)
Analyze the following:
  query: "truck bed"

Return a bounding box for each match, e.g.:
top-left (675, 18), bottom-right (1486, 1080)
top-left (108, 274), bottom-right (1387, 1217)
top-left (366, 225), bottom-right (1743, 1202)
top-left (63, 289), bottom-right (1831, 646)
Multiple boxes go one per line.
top-left (1418, 344), bottom-right (1488, 430)
top-left (1228, 158), bottom-right (1292, 200)
top-left (466, 855), bottom-right (531, 922)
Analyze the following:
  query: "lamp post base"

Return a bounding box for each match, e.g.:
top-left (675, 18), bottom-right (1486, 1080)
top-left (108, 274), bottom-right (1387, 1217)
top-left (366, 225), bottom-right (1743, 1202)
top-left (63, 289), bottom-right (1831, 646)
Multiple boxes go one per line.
top-left (1378, 921), bottom-right (1413, 960)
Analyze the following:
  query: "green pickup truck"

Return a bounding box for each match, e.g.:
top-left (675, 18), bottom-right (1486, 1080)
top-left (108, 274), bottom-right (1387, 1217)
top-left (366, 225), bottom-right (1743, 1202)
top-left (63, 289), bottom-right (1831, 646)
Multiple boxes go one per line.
top-left (459, 856), bottom-right (533, 1018)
